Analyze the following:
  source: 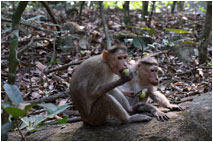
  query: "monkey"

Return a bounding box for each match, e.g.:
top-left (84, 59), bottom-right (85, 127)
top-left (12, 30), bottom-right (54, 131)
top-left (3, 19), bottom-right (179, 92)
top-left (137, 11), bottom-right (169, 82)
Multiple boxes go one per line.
top-left (69, 46), bottom-right (152, 126)
top-left (118, 56), bottom-right (182, 121)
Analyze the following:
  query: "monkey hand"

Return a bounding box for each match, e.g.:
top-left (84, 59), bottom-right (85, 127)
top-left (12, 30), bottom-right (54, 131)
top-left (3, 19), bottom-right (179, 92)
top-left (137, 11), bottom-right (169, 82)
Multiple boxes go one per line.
top-left (168, 104), bottom-right (183, 111)
top-left (153, 111), bottom-right (169, 121)
top-left (120, 70), bottom-right (133, 83)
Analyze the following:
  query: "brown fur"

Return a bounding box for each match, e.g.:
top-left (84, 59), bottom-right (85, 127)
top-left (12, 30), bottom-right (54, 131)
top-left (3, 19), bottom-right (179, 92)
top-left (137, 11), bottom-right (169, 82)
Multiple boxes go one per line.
top-left (70, 49), bottom-right (152, 126)
top-left (119, 56), bottom-right (182, 121)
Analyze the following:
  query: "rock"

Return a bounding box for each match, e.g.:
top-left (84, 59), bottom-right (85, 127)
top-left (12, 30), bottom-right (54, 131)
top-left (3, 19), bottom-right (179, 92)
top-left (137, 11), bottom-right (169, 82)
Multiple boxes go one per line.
top-left (168, 37), bottom-right (200, 62)
top-left (8, 92), bottom-right (212, 141)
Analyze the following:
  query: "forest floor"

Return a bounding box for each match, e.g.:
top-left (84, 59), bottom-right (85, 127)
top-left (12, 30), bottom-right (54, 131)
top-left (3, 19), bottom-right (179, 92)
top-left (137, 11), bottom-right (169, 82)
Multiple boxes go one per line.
top-left (1, 5), bottom-right (212, 124)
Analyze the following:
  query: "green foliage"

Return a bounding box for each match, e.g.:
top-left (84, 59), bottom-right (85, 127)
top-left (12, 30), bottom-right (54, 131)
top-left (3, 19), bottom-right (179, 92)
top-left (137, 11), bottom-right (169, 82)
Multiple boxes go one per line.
top-left (47, 58), bottom-right (60, 66)
top-left (2, 82), bottom-right (71, 135)
top-left (182, 40), bottom-right (198, 45)
top-left (199, 7), bottom-right (206, 12)
top-left (2, 104), bottom-right (35, 119)
top-left (103, 1), bottom-right (117, 8)
top-left (117, 1), bottom-right (124, 9)
top-left (162, 39), bottom-right (174, 46)
top-left (208, 62), bottom-right (212, 67)
top-left (58, 116), bottom-right (69, 124)
top-left (3, 84), bottom-right (24, 106)
top-left (186, 3), bottom-right (190, 7)
top-left (19, 104), bottom-right (70, 132)
top-left (133, 37), bottom-right (146, 50)
top-left (20, 114), bottom-right (47, 132)
top-left (164, 28), bottom-right (189, 34)
top-left (3, 107), bottom-right (26, 119)
top-left (164, 1), bottom-right (174, 7)
top-left (141, 27), bottom-right (156, 35)
top-left (103, 1), bottom-right (143, 10)
top-left (130, 1), bottom-right (142, 10)
top-left (37, 103), bottom-right (70, 117)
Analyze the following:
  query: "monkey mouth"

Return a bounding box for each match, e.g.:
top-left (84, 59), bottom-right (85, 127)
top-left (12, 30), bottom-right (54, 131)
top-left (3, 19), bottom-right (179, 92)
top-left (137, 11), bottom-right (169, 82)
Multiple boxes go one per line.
top-left (119, 68), bottom-right (128, 75)
top-left (152, 82), bottom-right (158, 86)
top-left (117, 70), bottom-right (122, 76)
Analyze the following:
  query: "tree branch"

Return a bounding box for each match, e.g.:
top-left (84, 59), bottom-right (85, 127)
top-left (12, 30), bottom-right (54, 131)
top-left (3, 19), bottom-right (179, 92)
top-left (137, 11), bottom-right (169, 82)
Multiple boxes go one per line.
top-left (40, 1), bottom-right (61, 35)
top-left (99, 2), bottom-right (111, 50)
top-left (26, 90), bottom-right (70, 104)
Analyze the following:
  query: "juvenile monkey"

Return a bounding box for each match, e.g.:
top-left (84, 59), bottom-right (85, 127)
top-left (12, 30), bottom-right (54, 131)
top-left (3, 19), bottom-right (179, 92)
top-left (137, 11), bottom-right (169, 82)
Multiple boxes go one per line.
top-left (119, 56), bottom-right (182, 121)
top-left (69, 46), bottom-right (151, 126)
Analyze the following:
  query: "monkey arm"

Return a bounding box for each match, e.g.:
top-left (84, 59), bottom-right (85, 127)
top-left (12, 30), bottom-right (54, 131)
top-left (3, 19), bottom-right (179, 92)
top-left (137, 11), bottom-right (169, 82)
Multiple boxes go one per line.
top-left (92, 71), bottom-right (133, 99)
top-left (149, 90), bottom-right (182, 111)
top-left (136, 102), bottom-right (169, 121)
top-left (92, 78), bottom-right (126, 99)
top-left (149, 90), bottom-right (171, 108)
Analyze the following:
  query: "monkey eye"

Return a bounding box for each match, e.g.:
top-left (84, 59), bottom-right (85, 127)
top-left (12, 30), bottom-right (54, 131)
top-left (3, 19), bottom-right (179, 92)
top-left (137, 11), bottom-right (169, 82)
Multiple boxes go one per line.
top-left (117, 57), bottom-right (122, 60)
top-left (151, 69), bottom-right (155, 72)
top-left (124, 56), bottom-right (127, 59)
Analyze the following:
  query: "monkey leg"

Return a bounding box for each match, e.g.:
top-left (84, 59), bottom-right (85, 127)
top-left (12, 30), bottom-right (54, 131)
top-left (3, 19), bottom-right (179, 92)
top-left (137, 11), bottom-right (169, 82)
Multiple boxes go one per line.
top-left (105, 94), bottom-right (152, 123)
top-left (109, 88), bottom-right (132, 113)
top-left (84, 94), bottom-right (130, 126)
top-left (136, 102), bottom-right (169, 121)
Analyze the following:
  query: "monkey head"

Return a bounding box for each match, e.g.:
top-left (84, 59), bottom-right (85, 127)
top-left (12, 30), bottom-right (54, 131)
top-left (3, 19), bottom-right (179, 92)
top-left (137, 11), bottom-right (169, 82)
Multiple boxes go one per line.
top-left (102, 47), bottom-right (128, 76)
top-left (137, 56), bottom-right (159, 86)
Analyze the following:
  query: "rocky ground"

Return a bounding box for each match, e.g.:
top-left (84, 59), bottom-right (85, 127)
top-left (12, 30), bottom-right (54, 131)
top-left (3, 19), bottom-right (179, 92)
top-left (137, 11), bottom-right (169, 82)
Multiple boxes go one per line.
top-left (8, 92), bottom-right (212, 141)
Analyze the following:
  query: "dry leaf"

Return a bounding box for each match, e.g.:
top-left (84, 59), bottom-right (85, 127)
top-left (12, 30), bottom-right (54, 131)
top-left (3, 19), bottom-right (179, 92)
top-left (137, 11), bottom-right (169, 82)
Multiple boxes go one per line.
top-left (35, 61), bottom-right (47, 71)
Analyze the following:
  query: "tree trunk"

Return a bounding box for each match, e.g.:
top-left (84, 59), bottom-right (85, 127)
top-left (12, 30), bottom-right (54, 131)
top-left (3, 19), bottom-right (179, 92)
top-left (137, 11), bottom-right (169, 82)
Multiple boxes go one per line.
top-left (8, 1), bottom-right (28, 84)
top-left (147, 1), bottom-right (155, 27)
top-left (4, 1), bottom-right (28, 124)
top-left (171, 1), bottom-right (177, 13)
top-left (123, 1), bottom-right (130, 26)
top-left (142, 1), bottom-right (149, 21)
top-left (198, 1), bottom-right (212, 64)
top-left (177, 1), bottom-right (184, 12)
top-left (79, 1), bottom-right (85, 18)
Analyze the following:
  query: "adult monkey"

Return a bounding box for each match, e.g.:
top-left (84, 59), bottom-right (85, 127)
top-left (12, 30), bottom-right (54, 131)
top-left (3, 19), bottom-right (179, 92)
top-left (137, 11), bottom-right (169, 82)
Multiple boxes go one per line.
top-left (69, 46), bottom-right (152, 126)
top-left (119, 56), bottom-right (182, 121)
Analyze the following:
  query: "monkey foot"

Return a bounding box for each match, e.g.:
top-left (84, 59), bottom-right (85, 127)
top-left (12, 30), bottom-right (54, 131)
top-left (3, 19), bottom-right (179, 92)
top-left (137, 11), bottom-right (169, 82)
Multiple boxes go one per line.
top-left (129, 114), bottom-right (152, 123)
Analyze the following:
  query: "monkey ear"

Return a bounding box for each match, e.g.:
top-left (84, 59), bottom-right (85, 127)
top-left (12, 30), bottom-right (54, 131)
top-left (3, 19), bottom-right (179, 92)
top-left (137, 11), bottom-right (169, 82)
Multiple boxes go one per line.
top-left (102, 50), bottom-right (109, 61)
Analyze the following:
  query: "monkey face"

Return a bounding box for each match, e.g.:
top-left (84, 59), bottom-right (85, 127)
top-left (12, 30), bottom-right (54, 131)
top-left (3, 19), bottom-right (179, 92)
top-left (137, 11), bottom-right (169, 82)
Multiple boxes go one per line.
top-left (138, 63), bottom-right (159, 86)
top-left (102, 48), bottom-right (128, 76)
top-left (149, 65), bottom-right (159, 86)
top-left (112, 53), bottom-right (128, 76)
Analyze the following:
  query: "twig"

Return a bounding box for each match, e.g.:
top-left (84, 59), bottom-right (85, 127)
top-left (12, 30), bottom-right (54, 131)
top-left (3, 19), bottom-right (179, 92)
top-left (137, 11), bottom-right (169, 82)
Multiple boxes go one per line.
top-left (43, 117), bottom-right (82, 126)
top-left (40, 1), bottom-right (61, 35)
top-left (26, 90), bottom-right (70, 104)
top-left (99, 2), bottom-right (111, 50)
top-left (44, 60), bottom-right (82, 74)
top-left (1, 37), bottom-right (50, 60)
top-left (50, 36), bottom-right (56, 65)
top-left (174, 97), bottom-right (193, 104)
top-left (1, 17), bottom-right (56, 34)
top-left (16, 119), bottom-right (26, 141)
top-left (150, 50), bottom-right (169, 57)
top-left (67, 117), bottom-right (82, 123)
